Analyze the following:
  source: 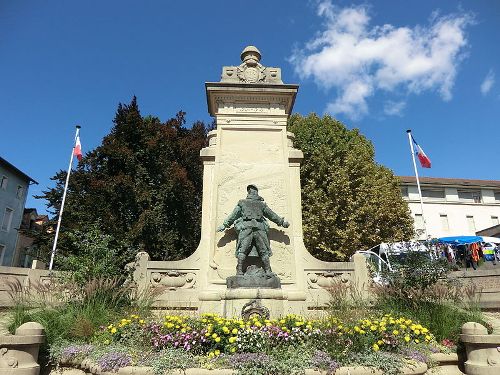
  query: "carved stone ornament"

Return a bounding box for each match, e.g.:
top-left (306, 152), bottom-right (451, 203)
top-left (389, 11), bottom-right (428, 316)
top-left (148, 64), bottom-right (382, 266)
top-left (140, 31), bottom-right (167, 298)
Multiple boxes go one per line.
top-left (220, 45), bottom-right (282, 84)
top-left (0, 347), bottom-right (18, 368)
top-left (150, 271), bottom-right (196, 290)
top-left (307, 271), bottom-right (349, 289)
top-left (241, 299), bottom-right (270, 320)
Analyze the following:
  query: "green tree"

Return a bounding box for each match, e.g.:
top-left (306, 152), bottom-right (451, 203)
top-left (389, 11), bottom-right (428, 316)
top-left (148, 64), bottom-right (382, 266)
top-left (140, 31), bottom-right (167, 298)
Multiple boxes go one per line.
top-left (288, 113), bottom-right (414, 261)
top-left (36, 97), bottom-right (209, 265)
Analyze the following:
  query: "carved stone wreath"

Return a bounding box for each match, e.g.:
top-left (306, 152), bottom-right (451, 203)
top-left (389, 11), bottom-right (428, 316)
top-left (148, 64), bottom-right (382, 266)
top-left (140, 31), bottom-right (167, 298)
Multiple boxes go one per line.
top-left (237, 63), bottom-right (266, 84)
top-left (241, 299), bottom-right (270, 320)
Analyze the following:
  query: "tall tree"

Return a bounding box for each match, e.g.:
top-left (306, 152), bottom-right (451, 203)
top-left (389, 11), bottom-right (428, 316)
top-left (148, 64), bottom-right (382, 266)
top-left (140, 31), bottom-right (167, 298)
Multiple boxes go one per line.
top-left (288, 113), bottom-right (414, 261)
top-left (37, 97), bottom-right (209, 264)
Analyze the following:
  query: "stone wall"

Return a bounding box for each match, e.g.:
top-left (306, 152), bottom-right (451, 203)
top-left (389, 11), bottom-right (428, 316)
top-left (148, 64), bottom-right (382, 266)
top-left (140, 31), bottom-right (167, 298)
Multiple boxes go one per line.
top-left (449, 268), bottom-right (500, 310)
top-left (0, 266), bottom-right (53, 308)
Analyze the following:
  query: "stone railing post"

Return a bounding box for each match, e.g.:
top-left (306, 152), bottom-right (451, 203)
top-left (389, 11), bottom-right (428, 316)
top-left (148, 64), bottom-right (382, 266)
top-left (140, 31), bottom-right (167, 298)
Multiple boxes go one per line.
top-left (460, 321), bottom-right (500, 374)
top-left (0, 321), bottom-right (45, 374)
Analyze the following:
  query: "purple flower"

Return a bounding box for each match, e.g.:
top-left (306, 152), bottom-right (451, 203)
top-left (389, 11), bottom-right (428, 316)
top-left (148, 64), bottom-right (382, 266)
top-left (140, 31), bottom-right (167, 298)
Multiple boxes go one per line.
top-left (310, 350), bottom-right (339, 374)
top-left (402, 348), bottom-right (428, 364)
top-left (61, 344), bottom-right (94, 360)
top-left (228, 353), bottom-right (272, 369)
top-left (97, 351), bottom-right (132, 372)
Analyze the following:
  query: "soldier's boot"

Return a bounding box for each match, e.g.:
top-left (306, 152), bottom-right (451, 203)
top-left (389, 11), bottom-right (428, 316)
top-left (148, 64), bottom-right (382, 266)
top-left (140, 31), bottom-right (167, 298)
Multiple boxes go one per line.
top-left (261, 256), bottom-right (274, 277)
top-left (236, 254), bottom-right (246, 276)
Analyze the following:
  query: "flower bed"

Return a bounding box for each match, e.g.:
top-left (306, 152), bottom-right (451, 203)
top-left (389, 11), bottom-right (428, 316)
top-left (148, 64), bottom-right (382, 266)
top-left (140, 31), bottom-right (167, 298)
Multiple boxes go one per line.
top-left (50, 313), bottom-right (452, 375)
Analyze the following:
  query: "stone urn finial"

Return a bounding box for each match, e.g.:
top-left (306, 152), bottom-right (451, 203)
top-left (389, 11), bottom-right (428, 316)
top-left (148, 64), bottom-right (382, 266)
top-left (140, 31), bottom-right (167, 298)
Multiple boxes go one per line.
top-left (240, 46), bottom-right (261, 66)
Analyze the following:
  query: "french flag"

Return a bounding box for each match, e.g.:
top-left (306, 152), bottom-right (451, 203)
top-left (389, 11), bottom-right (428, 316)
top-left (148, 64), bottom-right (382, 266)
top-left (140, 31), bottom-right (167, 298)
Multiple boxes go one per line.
top-left (73, 135), bottom-right (83, 162)
top-left (411, 135), bottom-right (431, 168)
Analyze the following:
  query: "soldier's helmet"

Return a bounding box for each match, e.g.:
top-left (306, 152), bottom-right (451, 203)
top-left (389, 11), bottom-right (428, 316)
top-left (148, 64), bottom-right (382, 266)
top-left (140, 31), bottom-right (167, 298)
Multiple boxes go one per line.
top-left (246, 184), bottom-right (258, 193)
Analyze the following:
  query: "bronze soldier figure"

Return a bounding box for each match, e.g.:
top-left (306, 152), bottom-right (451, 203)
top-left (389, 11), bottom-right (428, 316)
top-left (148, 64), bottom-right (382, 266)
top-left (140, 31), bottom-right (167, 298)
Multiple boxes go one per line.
top-left (217, 184), bottom-right (289, 277)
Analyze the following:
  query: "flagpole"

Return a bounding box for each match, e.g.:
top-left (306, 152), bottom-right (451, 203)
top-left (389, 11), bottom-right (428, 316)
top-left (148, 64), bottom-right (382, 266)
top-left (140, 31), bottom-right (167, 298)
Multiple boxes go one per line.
top-left (406, 129), bottom-right (428, 240)
top-left (49, 125), bottom-right (81, 271)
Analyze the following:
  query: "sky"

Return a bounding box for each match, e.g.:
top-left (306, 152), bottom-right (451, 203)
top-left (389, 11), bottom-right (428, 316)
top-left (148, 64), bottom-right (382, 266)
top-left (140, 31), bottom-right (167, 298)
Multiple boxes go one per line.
top-left (1, 1), bottom-right (499, 215)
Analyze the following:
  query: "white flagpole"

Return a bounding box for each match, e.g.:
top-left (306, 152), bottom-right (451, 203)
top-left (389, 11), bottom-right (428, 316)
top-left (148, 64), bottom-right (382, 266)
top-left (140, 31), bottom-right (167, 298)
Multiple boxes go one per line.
top-left (49, 125), bottom-right (81, 271)
top-left (406, 129), bottom-right (428, 240)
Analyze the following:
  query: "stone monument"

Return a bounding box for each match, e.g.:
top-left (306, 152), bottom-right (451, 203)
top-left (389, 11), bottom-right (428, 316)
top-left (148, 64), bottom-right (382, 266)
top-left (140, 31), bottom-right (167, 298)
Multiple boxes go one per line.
top-left (133, 46), bottom-right (369, 317)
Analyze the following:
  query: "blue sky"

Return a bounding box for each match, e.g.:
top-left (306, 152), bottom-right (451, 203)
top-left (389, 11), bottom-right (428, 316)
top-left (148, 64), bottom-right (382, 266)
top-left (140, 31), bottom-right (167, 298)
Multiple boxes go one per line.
top-left (1, 1), bottom-right (499, 215)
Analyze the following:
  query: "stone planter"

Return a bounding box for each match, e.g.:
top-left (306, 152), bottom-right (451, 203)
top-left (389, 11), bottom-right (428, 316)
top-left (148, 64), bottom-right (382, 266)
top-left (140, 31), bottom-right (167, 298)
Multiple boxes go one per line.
top-left (427, 352), bottom-right (464, 374)
top-left (460, 322), bottom-right (500, 375)
top-left (51, 361), bottom-right (429, 375)
top-left (0, 322), bottom-right (45, 375)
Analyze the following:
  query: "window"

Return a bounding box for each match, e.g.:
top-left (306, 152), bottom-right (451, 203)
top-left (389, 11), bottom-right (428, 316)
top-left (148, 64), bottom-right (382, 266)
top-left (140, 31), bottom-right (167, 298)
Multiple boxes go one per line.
top-left (400, 187), bottom-right (408, 197)
top-left (440, 214), bottom-right (449, 231)
top-left (1, 208), bottom-right (14, 231)
top-left (458, 190), bottom-right (482, 203)
top-left (495, 191), bottom-right (500, 202)
top-left (0, 244), bottom-right (5, 265)
top-left (421, 188), bottom-right (445, 200)
top-left (492, 216), bottom-right (500, 226)
top-left (16, 185), bottom-right (23, 199)
top-left (0, 176), bottom-right (7, 190)
top-left (466, 215), bottom-right (476, 232)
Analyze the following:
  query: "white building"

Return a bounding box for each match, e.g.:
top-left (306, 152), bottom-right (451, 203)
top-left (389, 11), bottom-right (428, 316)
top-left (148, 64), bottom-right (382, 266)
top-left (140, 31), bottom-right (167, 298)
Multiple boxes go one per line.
top-left (399, 176), bottom-right (500, 239)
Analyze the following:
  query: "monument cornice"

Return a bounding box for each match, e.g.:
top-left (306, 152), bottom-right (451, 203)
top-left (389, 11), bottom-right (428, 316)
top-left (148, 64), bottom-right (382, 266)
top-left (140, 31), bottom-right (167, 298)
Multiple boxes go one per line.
top-left (205, 82), bottom-right (298, 117)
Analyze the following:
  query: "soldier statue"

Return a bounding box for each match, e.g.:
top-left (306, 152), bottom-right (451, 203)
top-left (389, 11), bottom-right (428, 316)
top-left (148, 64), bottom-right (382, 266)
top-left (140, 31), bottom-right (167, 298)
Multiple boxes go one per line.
top-left (217, 184), bottom-right (290, 277)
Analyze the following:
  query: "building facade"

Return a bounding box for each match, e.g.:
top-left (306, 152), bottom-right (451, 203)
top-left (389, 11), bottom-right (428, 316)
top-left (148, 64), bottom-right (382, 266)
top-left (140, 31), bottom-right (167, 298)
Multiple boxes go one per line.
top-left (0, 157), bottom-right (37, 266)
top-left (400, 176), bottom-right (500, 240)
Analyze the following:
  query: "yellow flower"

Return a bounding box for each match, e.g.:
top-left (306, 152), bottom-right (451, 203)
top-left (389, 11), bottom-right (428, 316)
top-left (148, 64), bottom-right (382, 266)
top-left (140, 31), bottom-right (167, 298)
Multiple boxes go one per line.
top-left (212, 333), bottom-right (218, 339)
top-left (139, 319), bottom-right (145, 324)
top-left (208, 352), bottom-right (214, 358)
top-left (230, 347), bottom-right (236, 353)
top-left (393, 330), bottom-right (399, 335)
top-left (229, 337), bottom-right (237, 343)
top-left (425, 335), bottom-right (431, 341)
top-left (404, 335), bottom-right (410, 342)
top-left (214, 350), bottom-right (220, 356)
top-left (415, 339), bottom-right (420, 343)
top-left (104, 339), bottom-right (110, 345)
top-left (370, 325), bottom-right (377, 331)
top-left (373, 343), bottom-right (380, 351)
top-left (359, 330), bottom-right (366, 335)
top-left (215, 337), bottom-right (221, 343)
top-left (111, 327), bottom-right (117, 334)
top-left (422, 328), bottom-right (428, 334)
top-left (414, 329), bottom-right (420, 335)
top-left (232, 328), bottom-right (238, 335)
top-left (377, 340), bottom-right (383, 345)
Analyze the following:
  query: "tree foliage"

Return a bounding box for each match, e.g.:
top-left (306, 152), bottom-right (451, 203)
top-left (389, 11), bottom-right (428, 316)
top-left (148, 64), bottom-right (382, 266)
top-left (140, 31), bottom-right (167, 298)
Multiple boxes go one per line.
top-left (36, 97), bottom-right (209, 265)
top-left (288, 113), bottom-right (414, 261)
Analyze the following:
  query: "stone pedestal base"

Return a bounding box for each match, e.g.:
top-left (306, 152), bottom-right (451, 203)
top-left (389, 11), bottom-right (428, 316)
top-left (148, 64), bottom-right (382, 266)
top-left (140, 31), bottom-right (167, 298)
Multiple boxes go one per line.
top-left (226, 265), bottom-right (281, 289)
top-left (226, 275), bottom-right (281, 289)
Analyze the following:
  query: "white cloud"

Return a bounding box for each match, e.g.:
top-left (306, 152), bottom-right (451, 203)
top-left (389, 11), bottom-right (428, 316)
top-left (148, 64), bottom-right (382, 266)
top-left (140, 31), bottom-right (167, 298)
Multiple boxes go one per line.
top-left (384, 100), bottom-right (406, 116)
top-left (480, 69), bottom-right (495, 95)
top-left (290, 2), bottom-right (473, 120)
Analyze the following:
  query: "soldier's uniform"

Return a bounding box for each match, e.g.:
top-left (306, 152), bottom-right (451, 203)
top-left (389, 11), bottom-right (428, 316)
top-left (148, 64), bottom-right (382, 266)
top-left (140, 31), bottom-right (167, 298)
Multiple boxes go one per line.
top-left (221, 185), bottom-right (286, 276)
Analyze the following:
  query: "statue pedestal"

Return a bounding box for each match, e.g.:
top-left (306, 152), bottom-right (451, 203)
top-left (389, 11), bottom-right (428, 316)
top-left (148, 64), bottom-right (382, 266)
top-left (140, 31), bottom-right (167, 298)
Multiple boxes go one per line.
top-left (226, 265), bottom-right (281, 289)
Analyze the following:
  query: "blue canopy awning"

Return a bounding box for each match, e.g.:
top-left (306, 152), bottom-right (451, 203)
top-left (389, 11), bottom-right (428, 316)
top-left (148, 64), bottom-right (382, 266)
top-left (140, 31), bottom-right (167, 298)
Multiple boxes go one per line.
top-left (438, 236), bottom-right (483, 244)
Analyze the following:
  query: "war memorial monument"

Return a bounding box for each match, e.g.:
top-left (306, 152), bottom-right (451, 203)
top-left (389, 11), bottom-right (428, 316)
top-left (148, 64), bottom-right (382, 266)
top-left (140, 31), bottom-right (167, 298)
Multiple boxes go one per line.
top-left (132, 46), bottom-right (369, 317)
